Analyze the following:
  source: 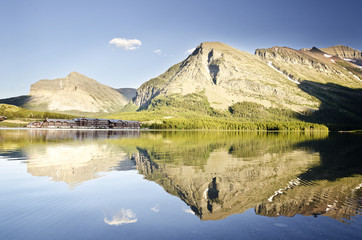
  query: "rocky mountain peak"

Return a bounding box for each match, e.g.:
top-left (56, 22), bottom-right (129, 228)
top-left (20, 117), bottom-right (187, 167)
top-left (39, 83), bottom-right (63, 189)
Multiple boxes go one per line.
top-left (28, 72), bottom-right (129, 114)
top-left (133, 42), bottom-right (320, 111)
top-left (309, 47), bottom-right (325, 54)
top-left (321, 45), bottom-right (362, 65)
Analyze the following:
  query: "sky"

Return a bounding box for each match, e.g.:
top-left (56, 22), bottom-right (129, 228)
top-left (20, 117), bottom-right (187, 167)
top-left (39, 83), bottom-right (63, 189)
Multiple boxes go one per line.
top-left (0, 0), bottom-right (361, 98)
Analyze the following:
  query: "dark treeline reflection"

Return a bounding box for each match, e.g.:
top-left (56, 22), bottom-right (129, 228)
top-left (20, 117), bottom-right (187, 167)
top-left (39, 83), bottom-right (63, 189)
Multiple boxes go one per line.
top-left (0, 129), bottom-right (361, 222)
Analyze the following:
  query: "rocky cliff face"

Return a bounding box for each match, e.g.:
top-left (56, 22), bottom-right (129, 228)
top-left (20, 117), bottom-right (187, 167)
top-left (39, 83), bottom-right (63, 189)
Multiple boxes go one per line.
top-left (255, 46), bottom-right (362, 125)
top-left (28, 72), bottom-right (129, 113)
top-left (133, 42), bottom-right (319, 112)
top-left (255, 46), bottom-right (362, 86)
top-left (321, 45), bottom-right (362, 66)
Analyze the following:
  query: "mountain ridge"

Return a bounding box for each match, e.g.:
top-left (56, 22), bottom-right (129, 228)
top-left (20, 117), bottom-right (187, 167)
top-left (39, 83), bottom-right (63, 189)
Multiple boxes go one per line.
top-left (133, 42), bottom-right (320, 112)
top-left (0, 72), bottom-right (137, 115)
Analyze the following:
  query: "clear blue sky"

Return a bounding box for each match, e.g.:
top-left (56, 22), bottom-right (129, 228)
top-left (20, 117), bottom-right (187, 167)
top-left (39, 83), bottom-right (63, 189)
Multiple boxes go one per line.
top-left (0, 0), bottom-right (361, 98)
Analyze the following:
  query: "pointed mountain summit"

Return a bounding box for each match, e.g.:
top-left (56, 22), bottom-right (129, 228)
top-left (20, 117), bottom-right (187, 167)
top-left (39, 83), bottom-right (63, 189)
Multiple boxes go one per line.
top-left (133, 42), bottom-right (317, 112)
top-left (28, 72), bottom-right (130, 114)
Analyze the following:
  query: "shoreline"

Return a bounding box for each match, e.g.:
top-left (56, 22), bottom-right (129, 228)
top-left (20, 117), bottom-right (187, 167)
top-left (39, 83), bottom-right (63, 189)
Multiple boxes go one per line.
top-left (0, 127), bottom-right (333, 133)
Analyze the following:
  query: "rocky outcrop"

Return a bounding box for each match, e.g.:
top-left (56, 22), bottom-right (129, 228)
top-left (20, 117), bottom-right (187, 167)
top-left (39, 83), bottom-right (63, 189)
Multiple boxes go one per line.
top-left (28, 72), bottom-right (129, 113)
top-left (321, 45), bottom-right (362, 66)
top-left (255, 46), bottom-right (361, 87)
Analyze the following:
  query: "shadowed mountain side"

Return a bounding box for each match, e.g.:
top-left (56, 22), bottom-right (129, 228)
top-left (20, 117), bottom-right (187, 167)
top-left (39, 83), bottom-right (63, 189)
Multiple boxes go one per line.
top-left (114, 88), bottom-right (137, 100)
top-left (255, 133), bottom-right (362, 223)
top-left (298, 81), bottom-right (362, 129)
top-left (296, 133), bottom-right (362, 181)
top-left (0, 95), bottom-right (31, 107)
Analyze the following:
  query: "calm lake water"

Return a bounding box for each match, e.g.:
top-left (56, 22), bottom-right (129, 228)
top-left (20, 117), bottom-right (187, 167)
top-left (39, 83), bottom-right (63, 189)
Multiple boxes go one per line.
top-left (0, 129), bottom-right (361, 240)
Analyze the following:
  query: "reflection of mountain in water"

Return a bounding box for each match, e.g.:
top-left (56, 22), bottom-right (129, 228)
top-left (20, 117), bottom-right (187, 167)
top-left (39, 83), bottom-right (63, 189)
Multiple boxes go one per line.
top-left (256, 133), bottom-right (362, 223)
top-left (0, 130), bottom-right (139, 186)
top-left (1, 130), bottom-right (361, 222)
top-left (25, 142), bottom-right (135, 186)
top-left (129, 132), bottom-right (362, 223)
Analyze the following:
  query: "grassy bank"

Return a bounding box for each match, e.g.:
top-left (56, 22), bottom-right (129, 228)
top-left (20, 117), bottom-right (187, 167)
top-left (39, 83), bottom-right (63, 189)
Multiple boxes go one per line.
top-left (0, 104), bottom-right (77, 127)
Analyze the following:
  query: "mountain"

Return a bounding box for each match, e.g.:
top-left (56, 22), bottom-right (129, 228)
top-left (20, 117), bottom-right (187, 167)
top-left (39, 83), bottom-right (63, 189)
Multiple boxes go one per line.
top-left (114, 88), bottom-right (137, 100)
top-left (133, 42), bottom-right (318, 112)
top-left (321, 45), bottom-right (362, 66)
top-left (26, 72), bottom-right (129, 114)
top-left (255, 46), bottom-right (362, 125)
top-left (130, 42), bottom-right (362, 128)
top-left (0, 75), bottom-right (136, 115)
top-left (255, 46), bottom-right (362, 87)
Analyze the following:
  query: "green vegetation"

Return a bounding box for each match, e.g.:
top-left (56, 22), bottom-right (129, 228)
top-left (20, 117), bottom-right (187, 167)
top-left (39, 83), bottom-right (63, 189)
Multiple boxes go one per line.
top-left (228, 101), bottom-right (297, 120)
top-left (148, 118), bottom-right (327, 131)
top-left (0, 104), bottom-right (77, 127)
top-left (104, 93), bottom-right (328, 131)
top-left (107, 130), bottom-right (328, 168)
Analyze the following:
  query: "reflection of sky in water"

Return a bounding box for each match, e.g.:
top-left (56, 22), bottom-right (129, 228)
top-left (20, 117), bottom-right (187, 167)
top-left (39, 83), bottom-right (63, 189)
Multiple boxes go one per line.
top-left (104, 209), bottom-right (138, 226)
top-left (0, 130), bottom-right (361, 240)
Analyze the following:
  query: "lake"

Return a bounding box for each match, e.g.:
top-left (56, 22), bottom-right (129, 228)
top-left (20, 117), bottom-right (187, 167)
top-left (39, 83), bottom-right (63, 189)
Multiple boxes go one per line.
top-left (0, 129), bottom-right (361, 240)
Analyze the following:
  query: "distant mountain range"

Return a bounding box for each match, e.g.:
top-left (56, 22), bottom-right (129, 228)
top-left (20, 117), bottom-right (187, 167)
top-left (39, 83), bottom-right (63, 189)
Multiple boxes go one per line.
top-left (1, 42), bottom-right (361, 127)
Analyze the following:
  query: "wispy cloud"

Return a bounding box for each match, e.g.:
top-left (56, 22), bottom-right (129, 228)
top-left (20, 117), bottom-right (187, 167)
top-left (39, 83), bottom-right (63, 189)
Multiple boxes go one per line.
top-left (151, 204), bottom-right (160, 212)
top-left (183, 207), bottom-right (195, 215)
top-left (109, 38), bottom-right (142, 50)
top-left (104, 209), bottom-right (138, 226)
top-left (153, 49), bottom-right (162, 55)
top-left (185, 48), bottom-right (196, 54)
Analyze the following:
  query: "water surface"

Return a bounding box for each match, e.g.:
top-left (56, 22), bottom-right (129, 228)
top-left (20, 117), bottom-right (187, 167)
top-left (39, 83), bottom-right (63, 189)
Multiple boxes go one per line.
top-left (0, 129), bottom-right (361, 240)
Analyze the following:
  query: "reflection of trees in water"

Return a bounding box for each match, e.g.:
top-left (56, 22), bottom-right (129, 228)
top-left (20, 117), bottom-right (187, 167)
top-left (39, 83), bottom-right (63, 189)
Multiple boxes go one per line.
top-left (297, 133), bottom-right (362, 181)
top-left (1, 130), bottom-right (361, 222)
top-left (130, 132), bottom-right (362, 223)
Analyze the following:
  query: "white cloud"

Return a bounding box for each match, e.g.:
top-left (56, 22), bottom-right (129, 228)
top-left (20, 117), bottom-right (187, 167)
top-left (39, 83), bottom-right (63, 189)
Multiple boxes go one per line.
top-left (153, 49), bottom-right (162, 54)
top-left (109, 38), bottom-right (142, 50)
top-left (185, 48), bottom-right (196, 54)
top-left (151, 204), bottom-right (160, 212)
top-left (183, 207), bottom-right (195, 215)
top-left (104, 209), bottom-right (138, 226)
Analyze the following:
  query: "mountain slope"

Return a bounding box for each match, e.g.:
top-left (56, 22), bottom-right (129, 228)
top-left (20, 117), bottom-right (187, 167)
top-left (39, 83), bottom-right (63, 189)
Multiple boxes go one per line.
top-left (255, 46), bottom-right (362, 126)
top-left (114, 88), bottom-right (137, 100)
top-left (255, 46), bottom-right (362, 86)
top-left (133, 42), bottom-right (318, 112)
top-left (26, 72), bottom-right (128, 114)
top-left (321, 45), bottom-right (362, 66)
